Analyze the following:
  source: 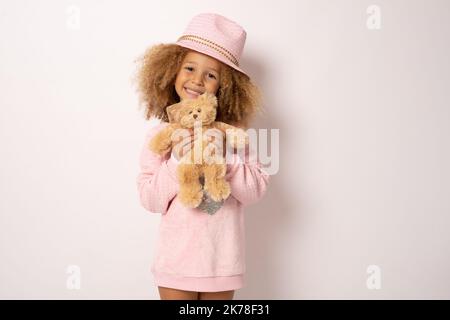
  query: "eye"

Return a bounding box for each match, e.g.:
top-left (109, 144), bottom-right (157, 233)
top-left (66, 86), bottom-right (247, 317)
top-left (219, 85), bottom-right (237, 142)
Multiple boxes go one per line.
top-left (208, 73), bottom-right (217, 79)
top-left (185, 66), bottom-right (194, 72)
top-left (189, 111), bottom-right (192, 114)
top-left (197, 109), bottom-right (201, 112)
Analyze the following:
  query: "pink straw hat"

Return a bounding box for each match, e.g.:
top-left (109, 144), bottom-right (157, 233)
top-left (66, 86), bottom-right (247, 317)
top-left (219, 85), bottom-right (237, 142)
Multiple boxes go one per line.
top-left (176, 13), bottom-right (248, 76)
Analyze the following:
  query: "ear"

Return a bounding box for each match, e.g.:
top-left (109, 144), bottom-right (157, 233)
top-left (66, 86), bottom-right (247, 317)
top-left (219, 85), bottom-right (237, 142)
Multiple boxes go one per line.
top-left (166, 102), bottom-right (183, 123)
top-left (200, 92), bottom-right (218, 108)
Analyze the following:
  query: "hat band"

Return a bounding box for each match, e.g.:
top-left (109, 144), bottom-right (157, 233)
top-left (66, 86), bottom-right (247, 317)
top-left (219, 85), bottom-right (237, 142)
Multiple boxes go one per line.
top-left (177, 35), bottom-right (239, 67)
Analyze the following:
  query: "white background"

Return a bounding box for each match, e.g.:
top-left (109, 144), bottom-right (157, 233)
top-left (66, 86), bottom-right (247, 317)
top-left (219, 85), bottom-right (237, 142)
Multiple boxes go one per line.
top-left (1, 0), bottom-right (449, 299)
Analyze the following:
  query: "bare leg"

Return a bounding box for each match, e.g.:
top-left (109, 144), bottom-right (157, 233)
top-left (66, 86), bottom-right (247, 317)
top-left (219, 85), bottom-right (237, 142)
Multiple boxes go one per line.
top-left (198, 290), bottom-right (234, 300)
top-left (158, 286), bottom-right (199, 300)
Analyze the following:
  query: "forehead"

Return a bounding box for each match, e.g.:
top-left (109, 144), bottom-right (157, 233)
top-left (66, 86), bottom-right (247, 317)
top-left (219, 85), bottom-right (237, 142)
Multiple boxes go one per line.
top-left (182, 51), bottom-right (222, 72)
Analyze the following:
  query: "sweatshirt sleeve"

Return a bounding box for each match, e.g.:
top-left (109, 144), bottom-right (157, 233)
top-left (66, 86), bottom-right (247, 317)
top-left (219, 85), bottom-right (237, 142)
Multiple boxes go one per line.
top-left (136, 123), bottom-right (179, 215)
top-left (224, 144), bottom-right (270, 207)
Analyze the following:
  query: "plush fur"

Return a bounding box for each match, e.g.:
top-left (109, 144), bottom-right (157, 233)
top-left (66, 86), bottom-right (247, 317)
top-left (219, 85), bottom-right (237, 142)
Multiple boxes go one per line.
top-left (149, 93), bottom-right (248, 208)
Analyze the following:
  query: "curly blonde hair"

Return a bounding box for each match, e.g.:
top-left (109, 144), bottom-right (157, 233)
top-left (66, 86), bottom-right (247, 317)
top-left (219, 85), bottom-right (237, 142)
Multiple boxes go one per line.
top-left (133, 44), bottom-right (263, 129)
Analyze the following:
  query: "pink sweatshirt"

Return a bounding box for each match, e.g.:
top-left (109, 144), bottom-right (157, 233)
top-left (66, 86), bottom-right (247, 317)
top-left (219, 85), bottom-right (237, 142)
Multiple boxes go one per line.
top-left (136, 122), bottom-right (270, 292)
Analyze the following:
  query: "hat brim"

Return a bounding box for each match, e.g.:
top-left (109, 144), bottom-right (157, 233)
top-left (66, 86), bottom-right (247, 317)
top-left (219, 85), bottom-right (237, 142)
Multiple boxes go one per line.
top-left (175, 40), bottom-right (248, 77)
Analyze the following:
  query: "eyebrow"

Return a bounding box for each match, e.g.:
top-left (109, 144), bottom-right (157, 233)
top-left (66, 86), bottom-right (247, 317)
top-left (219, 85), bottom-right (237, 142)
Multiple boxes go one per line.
top-left (184, 61), bottom-right (220, 73)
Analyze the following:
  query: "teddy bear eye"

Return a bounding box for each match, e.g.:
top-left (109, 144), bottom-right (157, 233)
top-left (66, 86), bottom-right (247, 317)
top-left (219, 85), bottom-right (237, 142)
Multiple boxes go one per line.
top-left (189, 111), bottom-right (193, 114)
top-left (197, 109), bottom-right (201, 112)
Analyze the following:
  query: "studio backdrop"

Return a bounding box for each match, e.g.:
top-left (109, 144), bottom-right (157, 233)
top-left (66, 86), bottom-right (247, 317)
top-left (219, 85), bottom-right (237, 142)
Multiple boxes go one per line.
top-left (1, 0), bottom-right (449, 299)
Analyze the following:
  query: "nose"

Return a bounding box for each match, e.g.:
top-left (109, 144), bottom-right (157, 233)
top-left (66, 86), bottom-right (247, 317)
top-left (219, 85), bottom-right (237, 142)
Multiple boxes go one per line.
top-left (193, 114), bottom-right (198, 119)
top-left (191, 73), bottom-right (203, 86)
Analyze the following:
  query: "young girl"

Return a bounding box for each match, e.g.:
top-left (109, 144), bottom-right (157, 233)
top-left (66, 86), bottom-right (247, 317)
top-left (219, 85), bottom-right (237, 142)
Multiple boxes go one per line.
top-left (134, 13), bottom-right (270, 300)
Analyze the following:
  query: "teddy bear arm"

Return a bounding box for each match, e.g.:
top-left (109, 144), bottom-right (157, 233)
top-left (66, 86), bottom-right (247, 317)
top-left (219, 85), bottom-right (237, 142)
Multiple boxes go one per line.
top-left (149, 124), bottom-right (181, 156)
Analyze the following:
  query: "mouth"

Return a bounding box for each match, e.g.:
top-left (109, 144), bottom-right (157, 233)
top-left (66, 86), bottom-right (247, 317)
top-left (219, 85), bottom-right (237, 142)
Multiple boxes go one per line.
top-left (184, 87), bottom-right (203, 98)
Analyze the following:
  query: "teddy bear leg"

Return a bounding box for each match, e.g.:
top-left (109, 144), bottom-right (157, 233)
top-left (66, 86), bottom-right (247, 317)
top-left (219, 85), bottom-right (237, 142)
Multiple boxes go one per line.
top-left (203, 163), bottom-right (231, 202)
top-left (177, 163), bottom-right (203, 208)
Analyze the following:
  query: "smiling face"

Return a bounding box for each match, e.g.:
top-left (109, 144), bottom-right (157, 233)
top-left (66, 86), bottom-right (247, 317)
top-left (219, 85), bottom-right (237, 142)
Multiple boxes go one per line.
top-left (174, 50), bottom-right (222, 101)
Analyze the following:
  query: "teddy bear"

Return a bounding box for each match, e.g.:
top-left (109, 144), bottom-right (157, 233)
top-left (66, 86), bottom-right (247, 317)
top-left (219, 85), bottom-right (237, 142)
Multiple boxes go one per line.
top-left (149, 92), bottom-right (248, 209)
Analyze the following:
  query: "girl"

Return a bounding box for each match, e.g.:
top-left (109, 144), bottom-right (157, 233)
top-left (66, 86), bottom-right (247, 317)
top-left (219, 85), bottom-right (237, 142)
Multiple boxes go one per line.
top-left (134, 13), bottom-right (270, 300)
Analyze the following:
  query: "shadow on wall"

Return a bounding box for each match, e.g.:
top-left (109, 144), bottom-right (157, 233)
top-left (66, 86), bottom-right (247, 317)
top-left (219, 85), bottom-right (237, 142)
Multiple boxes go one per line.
top-left (234, 52), bottom-right (300, 299)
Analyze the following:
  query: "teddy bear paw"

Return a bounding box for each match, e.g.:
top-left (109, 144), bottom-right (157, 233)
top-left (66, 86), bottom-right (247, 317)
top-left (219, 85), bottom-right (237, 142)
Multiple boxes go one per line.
top-left (149, 141), bottom-right (171, 156)
top-left (179, 188), bottom-right (204, 208)
top-left (205, 180), bottom-right (231, 202)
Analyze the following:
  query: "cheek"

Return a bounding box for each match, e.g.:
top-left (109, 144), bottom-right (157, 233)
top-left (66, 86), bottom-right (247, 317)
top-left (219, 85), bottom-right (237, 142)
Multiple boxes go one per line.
top-left (175, 73), bottom-right (187, 86)
top-left (175, 74), bottom-right (182, 86)
top-left (207, 81), bottom-right (220, 94)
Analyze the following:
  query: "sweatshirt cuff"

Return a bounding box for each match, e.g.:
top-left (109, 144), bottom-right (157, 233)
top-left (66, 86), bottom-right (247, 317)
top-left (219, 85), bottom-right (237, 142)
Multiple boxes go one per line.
top-left (170, 153), bottom-right (180, 165)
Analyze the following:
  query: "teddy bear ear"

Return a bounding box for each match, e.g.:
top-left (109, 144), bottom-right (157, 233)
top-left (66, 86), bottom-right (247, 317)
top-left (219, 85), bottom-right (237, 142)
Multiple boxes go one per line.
top-left (200, 92), bottom-right (218, 107)
top-left (166, 102), bottom-right (183, 123)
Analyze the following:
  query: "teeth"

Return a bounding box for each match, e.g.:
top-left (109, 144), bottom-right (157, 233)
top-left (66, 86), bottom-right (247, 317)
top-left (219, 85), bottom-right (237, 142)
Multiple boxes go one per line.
top-left (185, 88), bottom-right (201, 95)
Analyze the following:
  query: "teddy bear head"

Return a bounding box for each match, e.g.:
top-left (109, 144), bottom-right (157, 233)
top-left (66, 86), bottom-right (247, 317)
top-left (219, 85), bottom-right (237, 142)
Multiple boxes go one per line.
top-left (166, 92), bottom-right (218, 128)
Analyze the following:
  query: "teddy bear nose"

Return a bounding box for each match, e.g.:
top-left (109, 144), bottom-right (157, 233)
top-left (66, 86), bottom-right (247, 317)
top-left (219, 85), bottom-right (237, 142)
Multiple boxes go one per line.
top-left (193, 114), bottom-right (198, 119)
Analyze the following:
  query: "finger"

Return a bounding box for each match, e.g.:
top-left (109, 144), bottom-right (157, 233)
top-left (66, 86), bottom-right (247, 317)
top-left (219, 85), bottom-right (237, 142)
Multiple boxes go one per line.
top-left (182, 134), bottom-right (194, 144)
